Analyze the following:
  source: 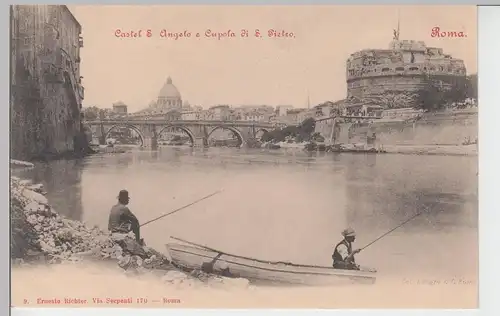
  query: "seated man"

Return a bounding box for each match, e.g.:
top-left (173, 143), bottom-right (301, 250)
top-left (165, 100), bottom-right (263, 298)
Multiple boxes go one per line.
top-left (108, 190), bottom-right (144, 245)
top-left (332, 228), bottom-right (361, 270)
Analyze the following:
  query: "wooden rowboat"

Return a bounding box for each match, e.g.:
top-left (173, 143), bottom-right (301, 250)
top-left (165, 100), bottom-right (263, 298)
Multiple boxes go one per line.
top-left (166, 237), bottom-right (377, 286)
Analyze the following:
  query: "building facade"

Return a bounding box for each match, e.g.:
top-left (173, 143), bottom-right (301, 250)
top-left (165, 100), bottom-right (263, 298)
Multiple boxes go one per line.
top-left (208, 105), bottom-right (231, 121)
top-left (346, 39), bottom-right (467, 107)
top-left (276, 105), bottom-right (293, 116)
top-left (112, 101), bottom-right (128, 114)
top-left (10, 5), bottom-right (85, 160)
top-left (180, 110), bottom-right (200, 120)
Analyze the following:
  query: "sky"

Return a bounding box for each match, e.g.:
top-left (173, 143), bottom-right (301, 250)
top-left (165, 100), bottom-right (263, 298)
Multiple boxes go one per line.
top-left (68, 5), bottom-right (477, 112)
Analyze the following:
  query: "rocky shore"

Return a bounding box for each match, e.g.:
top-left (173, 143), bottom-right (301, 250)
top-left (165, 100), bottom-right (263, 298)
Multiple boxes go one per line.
top-left (261, 141), bottom-right (476, 156)
top-left (10, 175), bottom-right (250, 289)
top-left (381, 144), bottom-right (477, 156)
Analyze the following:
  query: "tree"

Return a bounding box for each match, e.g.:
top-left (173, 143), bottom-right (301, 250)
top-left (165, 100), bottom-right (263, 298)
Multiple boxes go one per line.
top-left (443, 77), bottom-right (468, 104)
top-left (311, 132), bottom-right (325, 142)
top-left (82, 106), bottom-right (101, 120)
top-left (261, 129), bottom-right (286, 143)
top-left (261, 117), bottom-right (318, 143)
top-left (299, 117), bottom-right (316, 135)
top-left (416, 76), bottom-right (446, 111)
top-left (465, 74), bottom-right (477, 99)
top-left (415, 74), bottom-right (471, 111)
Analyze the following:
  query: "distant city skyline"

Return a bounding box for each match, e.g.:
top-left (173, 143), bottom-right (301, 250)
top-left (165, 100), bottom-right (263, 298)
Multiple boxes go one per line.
top-left (70, 5), bottom-right (477, 112)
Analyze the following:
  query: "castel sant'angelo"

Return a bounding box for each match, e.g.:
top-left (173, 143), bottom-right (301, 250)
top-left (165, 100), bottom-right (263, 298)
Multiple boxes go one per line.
top-left (345, 29), bottom-right (467, 106)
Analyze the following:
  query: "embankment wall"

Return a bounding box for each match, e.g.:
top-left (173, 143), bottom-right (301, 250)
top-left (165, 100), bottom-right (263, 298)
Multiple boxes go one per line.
top-left (316, 110), bottom-right (478, 146)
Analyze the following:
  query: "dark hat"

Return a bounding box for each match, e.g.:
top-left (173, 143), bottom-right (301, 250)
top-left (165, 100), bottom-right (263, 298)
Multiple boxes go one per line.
top-left (342, 227), bottom-right (356, 237)
top-left (118, 190), bottom-right (130, 200)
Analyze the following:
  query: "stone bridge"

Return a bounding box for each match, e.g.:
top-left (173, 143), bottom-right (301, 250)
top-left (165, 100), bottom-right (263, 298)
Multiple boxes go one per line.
top-left (85, 119), bottom-right (281, 147)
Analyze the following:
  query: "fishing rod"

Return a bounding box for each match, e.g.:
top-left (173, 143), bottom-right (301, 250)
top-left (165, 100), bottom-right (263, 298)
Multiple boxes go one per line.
top-left (360, 211), bottom-right (425, 251)
top-left (140, 190), bottom-right (223, 227)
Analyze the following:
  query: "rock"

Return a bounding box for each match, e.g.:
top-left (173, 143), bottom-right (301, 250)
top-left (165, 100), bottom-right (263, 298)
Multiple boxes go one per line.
top-left (67, 255), bottom-right (82, 263)
top-left (19, 179), bottom-right (33, 186)
top-left (161, 270), bottom-right (190, 284)
top-left (48, 256), bottom-right (62, 264)
top-left (110, 233), bottom-right (128, 242)
top-left (111, 250), bottom-right (122, 259)
top-left (23, 201), bottom-right (40, 214)
top-left (116, 255), bottom-right (144, 272)
top-left (39, 240), bottom-right (58, 254)
top-left (26, 215), bottom-right (38, 225)
top-left (26, 183), bottom-right (47, 195)
top-left (22, 189), bottom-right (48, 205)
top-left (95, 235), bottom-right (112, 245)
top-left (113, 236), bottom-right (148, 258)
top-left (10, 160), bottom-right (35, 168)
top-left (62, 219), bottom-right (79, 230)
top-left (56, 228), bottom-right (78, 242)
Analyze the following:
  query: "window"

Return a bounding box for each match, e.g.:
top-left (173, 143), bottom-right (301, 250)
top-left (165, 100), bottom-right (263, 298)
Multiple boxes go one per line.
top-left (409, 67), bottom-right (419, 71)
top-left (382, 68), bottom-right (390, 72)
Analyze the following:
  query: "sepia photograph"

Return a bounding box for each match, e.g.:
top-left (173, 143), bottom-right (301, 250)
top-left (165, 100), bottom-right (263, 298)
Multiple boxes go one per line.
top-left (10, 4), bottom-right (478, 309)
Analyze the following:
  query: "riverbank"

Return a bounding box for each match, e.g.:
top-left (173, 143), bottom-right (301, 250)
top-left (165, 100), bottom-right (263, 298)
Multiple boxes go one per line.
top-left (10, 175), bottom-right (250, 288)
top-left (260, 142), bottom-right (476, 156)
top-left (381, 144), bottom-right (478, 156)
top-left (90, 144), bottom-right (128, 154)
top-left (11, 176), bottom-right (166, 266)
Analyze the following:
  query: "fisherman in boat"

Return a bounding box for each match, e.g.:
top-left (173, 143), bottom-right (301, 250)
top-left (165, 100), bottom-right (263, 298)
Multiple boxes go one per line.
top-left (108, 190), bottom-right (145, 245)
top-left (332, 228), bottom-right (361, 270)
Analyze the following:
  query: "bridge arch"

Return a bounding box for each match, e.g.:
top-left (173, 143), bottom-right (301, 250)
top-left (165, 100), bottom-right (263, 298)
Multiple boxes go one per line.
top-left (255, 128), bottom-right (270, 139)
top-left (104, 124), bottom-right (145, 146)
top-left (157, 125), bottom-right (196, 145)
top-left (207, 126), bottom-right (244, 146)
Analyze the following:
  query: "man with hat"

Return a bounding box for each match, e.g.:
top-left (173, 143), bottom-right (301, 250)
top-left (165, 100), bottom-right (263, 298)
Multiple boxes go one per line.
top-left (108, 190), bottom-right (144, 245)
top-left (332, 227), bottom-right (361, 270)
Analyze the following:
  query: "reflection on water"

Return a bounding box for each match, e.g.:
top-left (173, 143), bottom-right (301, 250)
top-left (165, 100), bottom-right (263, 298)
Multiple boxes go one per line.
top-left (14, 159), bottom-right (84, 221)
top-left (14, 147), bottom-right (478, 280)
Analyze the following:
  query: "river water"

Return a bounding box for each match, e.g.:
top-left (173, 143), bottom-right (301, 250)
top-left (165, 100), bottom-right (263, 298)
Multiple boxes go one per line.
top-left (16, 147), bottom-right (478, 282)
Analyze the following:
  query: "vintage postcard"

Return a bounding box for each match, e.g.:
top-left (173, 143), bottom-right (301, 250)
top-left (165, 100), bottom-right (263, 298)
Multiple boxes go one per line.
top-left (10, 4), bottom-right (477, 309)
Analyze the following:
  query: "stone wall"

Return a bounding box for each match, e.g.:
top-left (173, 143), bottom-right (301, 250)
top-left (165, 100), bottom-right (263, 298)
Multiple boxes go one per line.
top-left (370, 110), bottom-right (477, 146)
top-left (316, 110), bottom-right (478, 146)
top-left (10, 5), bottom-right (84, 160)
